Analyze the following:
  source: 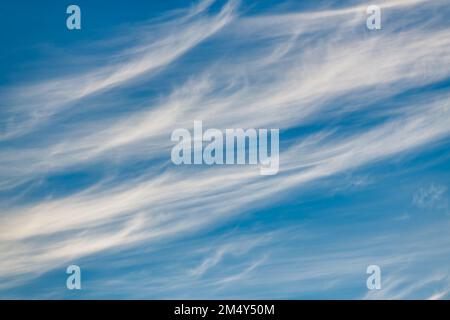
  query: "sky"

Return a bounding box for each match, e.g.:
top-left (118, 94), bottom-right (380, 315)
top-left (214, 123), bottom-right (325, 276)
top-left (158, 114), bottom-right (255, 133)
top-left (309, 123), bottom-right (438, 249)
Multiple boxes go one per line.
top-left (0, 0), bottom-right (449, 299)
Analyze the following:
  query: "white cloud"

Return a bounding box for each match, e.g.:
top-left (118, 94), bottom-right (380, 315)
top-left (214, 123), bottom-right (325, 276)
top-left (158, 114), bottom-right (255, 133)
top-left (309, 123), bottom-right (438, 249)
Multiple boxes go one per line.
top-left (412, 184), bottom-right (448, 210)
top-left (1, 0), bottom-right (450, 296)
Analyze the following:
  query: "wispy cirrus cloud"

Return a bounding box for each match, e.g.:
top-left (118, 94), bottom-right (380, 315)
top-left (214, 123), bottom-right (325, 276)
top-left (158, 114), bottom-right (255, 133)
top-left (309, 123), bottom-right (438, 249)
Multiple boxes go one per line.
top-left (0, 0), bottom-right (237, 140)
top-left (1, 0), bottom-right (450, 298)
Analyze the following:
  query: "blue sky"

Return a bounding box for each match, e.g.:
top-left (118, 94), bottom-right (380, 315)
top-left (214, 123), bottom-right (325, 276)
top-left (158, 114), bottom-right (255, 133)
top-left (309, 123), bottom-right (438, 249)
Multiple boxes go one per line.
top-left (0, 0), bottom-right (449, 299)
